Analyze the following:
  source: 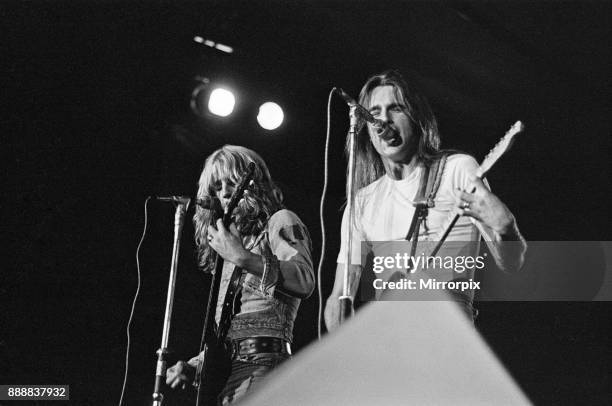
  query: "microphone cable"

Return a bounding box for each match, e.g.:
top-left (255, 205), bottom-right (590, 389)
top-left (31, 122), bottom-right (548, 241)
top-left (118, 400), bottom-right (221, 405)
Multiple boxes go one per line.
top-left (118, 196), bottom-right (151, 405)
top-left (316, 88), bottom-right (335, 340)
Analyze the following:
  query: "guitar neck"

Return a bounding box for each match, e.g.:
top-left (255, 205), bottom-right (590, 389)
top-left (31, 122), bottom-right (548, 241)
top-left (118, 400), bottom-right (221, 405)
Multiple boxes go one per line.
top-left (430, 121), bottom-right (523, 254)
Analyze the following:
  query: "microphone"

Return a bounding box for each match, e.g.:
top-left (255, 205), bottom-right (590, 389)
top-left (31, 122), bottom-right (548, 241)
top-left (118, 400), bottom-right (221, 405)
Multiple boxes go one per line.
top-left (195, 196), bottom-right (221, 210)
top-left (156, 195), bottom-right (191, 206)
top-left (334, 87), bottom-right (386, 131)
top-left (156, 195), bottom-right (224, 214)
top-left (195, 196), bottom-right (223, 219)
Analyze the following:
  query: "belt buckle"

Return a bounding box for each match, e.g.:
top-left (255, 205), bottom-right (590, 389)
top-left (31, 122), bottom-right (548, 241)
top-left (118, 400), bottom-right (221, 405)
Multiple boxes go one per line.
top-left (231, 337), bottom-right (291, 357)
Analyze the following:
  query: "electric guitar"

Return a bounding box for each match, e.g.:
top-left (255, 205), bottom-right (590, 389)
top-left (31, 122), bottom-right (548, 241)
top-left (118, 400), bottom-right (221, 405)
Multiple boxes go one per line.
top-left (193, 162), bottom-right (256, 406)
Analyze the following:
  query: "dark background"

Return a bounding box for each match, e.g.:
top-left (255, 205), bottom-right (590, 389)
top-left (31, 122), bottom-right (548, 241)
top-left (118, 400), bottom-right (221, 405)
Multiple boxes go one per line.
top-left (2, 1), bottom-right (610, 405)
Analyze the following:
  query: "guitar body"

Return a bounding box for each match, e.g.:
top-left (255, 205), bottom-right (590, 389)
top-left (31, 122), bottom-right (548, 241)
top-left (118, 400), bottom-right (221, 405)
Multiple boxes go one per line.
top-left (195, 342), bottom-right (231, 406)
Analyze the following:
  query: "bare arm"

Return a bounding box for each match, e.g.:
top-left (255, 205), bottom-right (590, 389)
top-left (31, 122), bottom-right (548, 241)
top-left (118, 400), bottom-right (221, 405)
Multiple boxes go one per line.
top-left (454, 175), bottom-right (527, 272)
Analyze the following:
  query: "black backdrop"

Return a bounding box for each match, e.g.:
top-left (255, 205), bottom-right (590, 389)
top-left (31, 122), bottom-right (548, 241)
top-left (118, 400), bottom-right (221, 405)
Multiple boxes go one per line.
top-left (3, 1), bottom-right (610, 405)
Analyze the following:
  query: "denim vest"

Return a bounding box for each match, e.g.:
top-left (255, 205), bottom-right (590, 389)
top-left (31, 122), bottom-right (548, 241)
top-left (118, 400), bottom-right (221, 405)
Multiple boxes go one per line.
top-left (216, 209), bottom-right (314, 343)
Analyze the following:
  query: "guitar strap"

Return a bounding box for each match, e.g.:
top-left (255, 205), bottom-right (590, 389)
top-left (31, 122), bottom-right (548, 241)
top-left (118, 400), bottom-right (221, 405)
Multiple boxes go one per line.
top-left (404, 154), bottom-right (449, 261)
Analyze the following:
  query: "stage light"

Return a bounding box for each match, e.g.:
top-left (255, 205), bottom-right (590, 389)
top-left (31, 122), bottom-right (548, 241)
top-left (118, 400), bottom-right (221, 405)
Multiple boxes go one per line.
top-left (214, 43), bottom-right (234, 54)
top-left (193, 36), bottom-right (234, 54)
top-left (257, 102), bottom-right (284, 130)
top-left (208, 88), bottom-right (235, 117)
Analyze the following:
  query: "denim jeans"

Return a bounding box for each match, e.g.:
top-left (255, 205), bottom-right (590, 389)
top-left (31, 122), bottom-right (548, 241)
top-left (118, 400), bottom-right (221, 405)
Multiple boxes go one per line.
top-left (217, 352), bottom-right (290, 405)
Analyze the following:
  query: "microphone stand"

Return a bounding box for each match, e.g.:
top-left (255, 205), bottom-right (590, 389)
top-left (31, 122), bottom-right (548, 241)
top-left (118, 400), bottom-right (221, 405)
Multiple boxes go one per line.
top-left (338, 105), bottom-right (361, 325)
top-left (333, 87), bottom-right (387, 326)
top-left (151, 200), bottom-right (190, 406)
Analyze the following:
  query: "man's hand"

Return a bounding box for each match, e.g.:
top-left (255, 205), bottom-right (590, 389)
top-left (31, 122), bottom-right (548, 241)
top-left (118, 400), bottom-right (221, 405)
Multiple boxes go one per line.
top-left (453, 174), bottom-right (527, 272)
top-left (207, 219), bottom-right (250, 266)
top-left (453, 175), bottom-right (515, 236)
top-left (325, 263), bottom-right (362, 332)
top-left (166, 361), bottom-right (195, 389)
top-left (324, 296), bottom-right (341, 333)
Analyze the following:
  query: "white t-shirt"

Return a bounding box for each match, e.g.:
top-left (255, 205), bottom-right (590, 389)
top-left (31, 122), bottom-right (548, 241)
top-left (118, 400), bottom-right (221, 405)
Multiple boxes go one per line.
top-left (338, 154), bottom-right (497, 283)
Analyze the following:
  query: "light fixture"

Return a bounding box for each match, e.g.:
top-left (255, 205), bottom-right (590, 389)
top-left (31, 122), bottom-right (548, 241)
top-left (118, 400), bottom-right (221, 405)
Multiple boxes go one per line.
top-left (190, 77), bottom-right (236, 118)
top-left (207, 88), bottom-right (236, 117)
top-left (257, 102), bottom-right (284, 130)
top-left (193, 36), bottom-right (234, 54)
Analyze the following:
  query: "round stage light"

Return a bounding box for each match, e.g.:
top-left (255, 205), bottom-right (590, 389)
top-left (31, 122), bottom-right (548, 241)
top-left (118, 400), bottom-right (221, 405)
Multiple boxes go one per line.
top-left (257, 102), bottom-right (284, 130)
top-left (208, 88), bottom-right (235, 117)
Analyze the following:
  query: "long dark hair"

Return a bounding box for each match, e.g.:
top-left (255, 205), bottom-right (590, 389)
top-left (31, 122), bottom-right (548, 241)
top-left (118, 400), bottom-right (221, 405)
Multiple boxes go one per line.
top-left (193, 145), bottom-right (283, 272)
top-left (345, 70), bottom-right (443, 225)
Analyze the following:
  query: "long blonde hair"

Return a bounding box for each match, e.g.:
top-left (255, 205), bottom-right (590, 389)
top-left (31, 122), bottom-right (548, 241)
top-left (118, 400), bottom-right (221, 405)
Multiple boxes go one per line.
top-left (193, 145), bottom-right (284, 272)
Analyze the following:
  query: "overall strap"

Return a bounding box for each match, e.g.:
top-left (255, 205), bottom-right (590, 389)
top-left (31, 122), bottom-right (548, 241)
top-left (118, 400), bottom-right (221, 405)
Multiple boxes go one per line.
top-left (404, 164), bottom-right (430, 241)
top-left (426, 154), bottom-right (448, 208)
top-left (404, 154), bottom-right (449, 262)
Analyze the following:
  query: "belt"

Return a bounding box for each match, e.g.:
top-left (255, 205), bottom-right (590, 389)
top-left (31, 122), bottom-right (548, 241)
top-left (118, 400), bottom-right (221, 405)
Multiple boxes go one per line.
top-left (228, 337), bottom-right (291, 359)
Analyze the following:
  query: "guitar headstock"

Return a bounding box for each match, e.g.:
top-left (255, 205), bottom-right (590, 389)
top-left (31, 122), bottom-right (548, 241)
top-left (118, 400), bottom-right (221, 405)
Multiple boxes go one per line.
top-left (477, 121), bottom-right (524, 178)
top-left (223, 162), bottom-right (256, 224)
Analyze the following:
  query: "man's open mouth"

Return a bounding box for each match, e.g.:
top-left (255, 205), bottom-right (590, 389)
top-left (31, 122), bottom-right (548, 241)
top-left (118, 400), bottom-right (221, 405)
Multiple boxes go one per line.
top-left (379, 128), bottom-right (401, 146)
